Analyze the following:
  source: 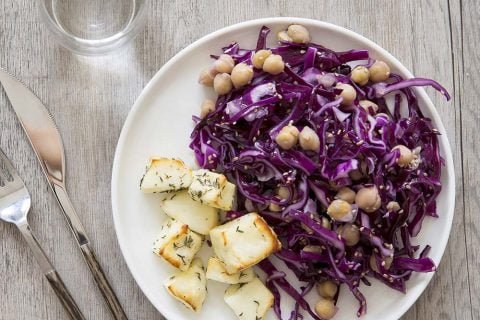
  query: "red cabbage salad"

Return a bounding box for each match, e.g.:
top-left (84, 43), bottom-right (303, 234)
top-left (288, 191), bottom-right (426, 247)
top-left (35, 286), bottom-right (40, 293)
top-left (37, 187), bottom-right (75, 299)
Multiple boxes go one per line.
top-left (191, 24), bottom-right (450, 319)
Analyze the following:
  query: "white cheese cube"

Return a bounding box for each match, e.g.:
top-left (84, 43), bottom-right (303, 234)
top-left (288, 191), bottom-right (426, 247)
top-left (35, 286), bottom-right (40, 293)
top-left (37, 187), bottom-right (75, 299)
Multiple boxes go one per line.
top-left (140, 157), bottom-right (193, 193)
top-left (153, 218), bottom-right (203, 271)
top-left (188, 169), bottom-right (236, 210)
top-left (161, 190), bottom-right (219, 235)
top-left (216, 181), bottom-right (236, 211)
top-left (164, 258), bottom-right (207, 313)
top-left (209, 212), bottom-right (281, 274)
top-left (224, 277), bottom-right (274, 320)
top-left (206, 257), bottom-right (256, 284)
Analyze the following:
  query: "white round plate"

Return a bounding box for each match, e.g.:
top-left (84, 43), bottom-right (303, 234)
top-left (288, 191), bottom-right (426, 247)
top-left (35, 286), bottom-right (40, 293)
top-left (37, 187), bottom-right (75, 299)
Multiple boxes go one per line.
top-left (112, 17), bottom-right (454, 320)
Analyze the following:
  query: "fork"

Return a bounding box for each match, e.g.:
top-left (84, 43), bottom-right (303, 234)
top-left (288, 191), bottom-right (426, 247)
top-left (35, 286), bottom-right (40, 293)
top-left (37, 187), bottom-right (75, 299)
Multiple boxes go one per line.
top-left (0, 148), bottom-right (85, 320)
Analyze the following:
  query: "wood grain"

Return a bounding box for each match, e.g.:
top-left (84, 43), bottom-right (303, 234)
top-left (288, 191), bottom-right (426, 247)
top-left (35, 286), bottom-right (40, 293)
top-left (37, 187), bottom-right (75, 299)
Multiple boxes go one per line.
top-left (0, 0), bottom-right (474, 319)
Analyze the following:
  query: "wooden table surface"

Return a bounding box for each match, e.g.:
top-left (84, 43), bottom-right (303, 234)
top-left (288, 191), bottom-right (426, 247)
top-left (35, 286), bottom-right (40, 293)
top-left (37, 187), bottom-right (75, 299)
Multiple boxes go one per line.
top-left (0, 0), bottom-right (477, 319)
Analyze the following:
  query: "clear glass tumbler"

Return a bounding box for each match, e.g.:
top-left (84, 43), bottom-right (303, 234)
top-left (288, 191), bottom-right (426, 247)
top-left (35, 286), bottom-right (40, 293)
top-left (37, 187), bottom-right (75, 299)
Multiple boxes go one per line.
top-left (39, 0), bottom-right (147, 55)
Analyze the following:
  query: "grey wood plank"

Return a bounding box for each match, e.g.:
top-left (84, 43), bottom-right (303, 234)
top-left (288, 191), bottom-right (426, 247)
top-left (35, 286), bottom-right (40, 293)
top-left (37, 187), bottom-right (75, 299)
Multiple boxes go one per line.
top-left (0, 0), bottom-right (467, 319)
top-left (456, 0), bottom-right (480, 318)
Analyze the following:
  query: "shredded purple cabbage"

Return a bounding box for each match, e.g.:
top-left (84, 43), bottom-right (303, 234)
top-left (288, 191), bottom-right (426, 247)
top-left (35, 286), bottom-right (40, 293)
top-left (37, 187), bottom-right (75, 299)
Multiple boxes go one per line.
top-left (190, 26), bottom-right (449, 319)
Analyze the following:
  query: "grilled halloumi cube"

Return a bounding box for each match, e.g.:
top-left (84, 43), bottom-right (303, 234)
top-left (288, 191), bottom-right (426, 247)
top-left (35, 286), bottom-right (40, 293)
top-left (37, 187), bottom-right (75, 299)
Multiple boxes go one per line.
top-left (140, 157), bottom-right (193, 193)
top-left (161, 190), bottom-right (219, 235)
top-left (164, 258), bottom-right (207, 313)
top-left (153, 218), bottom-right (203, 271)
top-left (206, 257), bottom-right (256, 284)
top-left (224, 277), bottom-right (274, 320)
top-left (209, 213), bottom-right (282, 274)
top-left (188, 170), bottom-right (236, 210)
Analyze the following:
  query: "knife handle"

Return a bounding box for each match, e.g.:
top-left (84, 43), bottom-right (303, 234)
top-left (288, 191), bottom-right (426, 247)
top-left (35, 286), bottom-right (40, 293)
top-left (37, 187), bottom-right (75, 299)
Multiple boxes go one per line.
top-left (17, 222), bottom-right (86, 320)
top-left (51, 183), bottom-right (128, 320)
top-left (80, 243), bottom-right (128, 320)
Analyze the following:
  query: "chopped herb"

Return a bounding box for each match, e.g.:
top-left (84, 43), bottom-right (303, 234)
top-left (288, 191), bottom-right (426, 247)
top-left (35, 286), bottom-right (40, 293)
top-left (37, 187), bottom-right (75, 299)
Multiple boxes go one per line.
top-left (236, 226), bottom-right (244, 233)
top-left (170, 193), bottom-right (177, 200)
top-left (195, 272), bottom-right (201, 281)
top-left (239, 271), bottom-right (247, 278)
top-left (184, 235), bottom-right (194, 248)
top-left (239, 313), bottom-right (243, 317)
top-left (176, 253), bottom-right (186, 265)
top-left (165, 174), bottom-right (172, 179)
top-left (253, 300), bottom-right (259, 306)
top-left (168, 183), bottom-right (176, 189)
top-left (169, 275), bottom-right (175, 280)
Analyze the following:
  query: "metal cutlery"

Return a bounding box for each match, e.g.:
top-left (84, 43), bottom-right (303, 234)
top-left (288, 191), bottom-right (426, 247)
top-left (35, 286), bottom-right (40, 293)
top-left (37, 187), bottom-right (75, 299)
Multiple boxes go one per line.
top-left (0, 68), bottom-right (128, 320)
top-left (0, 148), bottom-right (85, 320)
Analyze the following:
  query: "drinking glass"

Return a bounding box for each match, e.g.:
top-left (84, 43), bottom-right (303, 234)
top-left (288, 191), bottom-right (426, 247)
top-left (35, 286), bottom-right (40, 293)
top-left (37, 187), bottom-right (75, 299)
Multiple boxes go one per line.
top-left (39, 0), bottom-right (147, 55)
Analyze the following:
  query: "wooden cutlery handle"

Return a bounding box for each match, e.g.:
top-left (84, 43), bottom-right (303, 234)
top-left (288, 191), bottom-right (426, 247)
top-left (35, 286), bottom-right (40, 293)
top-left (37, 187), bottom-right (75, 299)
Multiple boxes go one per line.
top-left (45, 270), bottom-right (86, 320)
top-left (17, 223), bottom-right (85, 320)
top-left (80, 243), bottom-right (128, 320)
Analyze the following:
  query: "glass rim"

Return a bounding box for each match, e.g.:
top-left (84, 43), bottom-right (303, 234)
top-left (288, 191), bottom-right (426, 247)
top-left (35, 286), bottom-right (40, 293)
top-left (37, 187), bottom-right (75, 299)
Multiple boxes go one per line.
top-left (39, 0), bottom-right (148, 55)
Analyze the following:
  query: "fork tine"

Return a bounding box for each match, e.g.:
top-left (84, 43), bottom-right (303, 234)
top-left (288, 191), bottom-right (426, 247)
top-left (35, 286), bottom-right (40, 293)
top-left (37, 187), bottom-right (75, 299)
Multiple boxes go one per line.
top-left (0, 148), bottom-right (21, 182)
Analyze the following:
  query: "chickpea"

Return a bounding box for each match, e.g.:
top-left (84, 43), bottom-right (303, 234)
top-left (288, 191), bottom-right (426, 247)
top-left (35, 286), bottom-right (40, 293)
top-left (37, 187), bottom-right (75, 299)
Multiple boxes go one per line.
top-left (277, 30), bottom-right (292, 42)
top-left (370, 255), bottom-right (393, 272)
top-left (214, 54), bottom-right (235, 74)
top-left (316, 280), bottom-right (338, 299)
top-left (275, 125), bottom-right (299, 150)
top-left (200, 99), bottom-right (215, 118)
top-left (287, 24), bottom-right (311, 44)
top-left (213, 73), bottom-right (233, 95)
top-left (277, 186), bottom-right (290, 199)
top-left (358, 100), bottom-right (379, 114)
top-left (263, 54), bottom-right (285, 75)
top-left (321, 217), bottom-right (332, 230)
top-left (392, 145), bottom-right (413, 167)
top-left (299, 126), bottom-right (320, 152)
top-left (335, 187), bottom-right (356, 204)
top-left (230, 63), bottom-right (254, 88)
top-left (269, 187), bottom-right (290, 212)
top-left (387, 201), bottom-right (401, 212)
top-left (252, 50), bottom-right (272, 69)
top-left (337, 223), bottom-right (360, 246)
top-left (327, 199), bottom-right (352, 220)
top-left (349, 169), bottom-right (363, 181)
top-left (269, 202), bottom-right (282, 212)
top-left (336, 83), bottom-right (357, 106)
top-left (369, 60), bottom-right (391, 83)
top-left (355, 186), bottom-right (381, 213)
top-left (198, 67), bottom-right (217, 86)
top-left (315, 298), bottom-right (337, 320)
top-left (303, 245), bottom-right (323, 253)
top-left (350, 66), bottom-right (370, 86)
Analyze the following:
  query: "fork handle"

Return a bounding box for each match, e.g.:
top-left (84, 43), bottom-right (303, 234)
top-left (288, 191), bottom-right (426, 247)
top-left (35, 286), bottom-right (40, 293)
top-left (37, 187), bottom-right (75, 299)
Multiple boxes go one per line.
top-left (18, 223), bottom-right (86, 320)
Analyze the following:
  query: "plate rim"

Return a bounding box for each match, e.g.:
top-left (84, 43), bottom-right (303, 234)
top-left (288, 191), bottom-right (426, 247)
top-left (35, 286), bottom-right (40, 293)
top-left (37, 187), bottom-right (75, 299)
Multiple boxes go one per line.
top-left (111, 17), bottom-right (455, 320)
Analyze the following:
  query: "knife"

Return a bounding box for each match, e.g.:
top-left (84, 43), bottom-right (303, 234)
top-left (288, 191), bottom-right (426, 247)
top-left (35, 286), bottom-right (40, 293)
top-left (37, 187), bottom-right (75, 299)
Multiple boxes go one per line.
top-left (0, 68), bottom-right (128, 320)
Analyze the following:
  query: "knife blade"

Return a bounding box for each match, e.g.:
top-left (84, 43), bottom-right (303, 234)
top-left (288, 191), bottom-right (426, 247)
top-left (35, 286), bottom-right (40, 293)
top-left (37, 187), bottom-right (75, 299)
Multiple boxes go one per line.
top-left (0, 68), bottom-right (128, 320)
